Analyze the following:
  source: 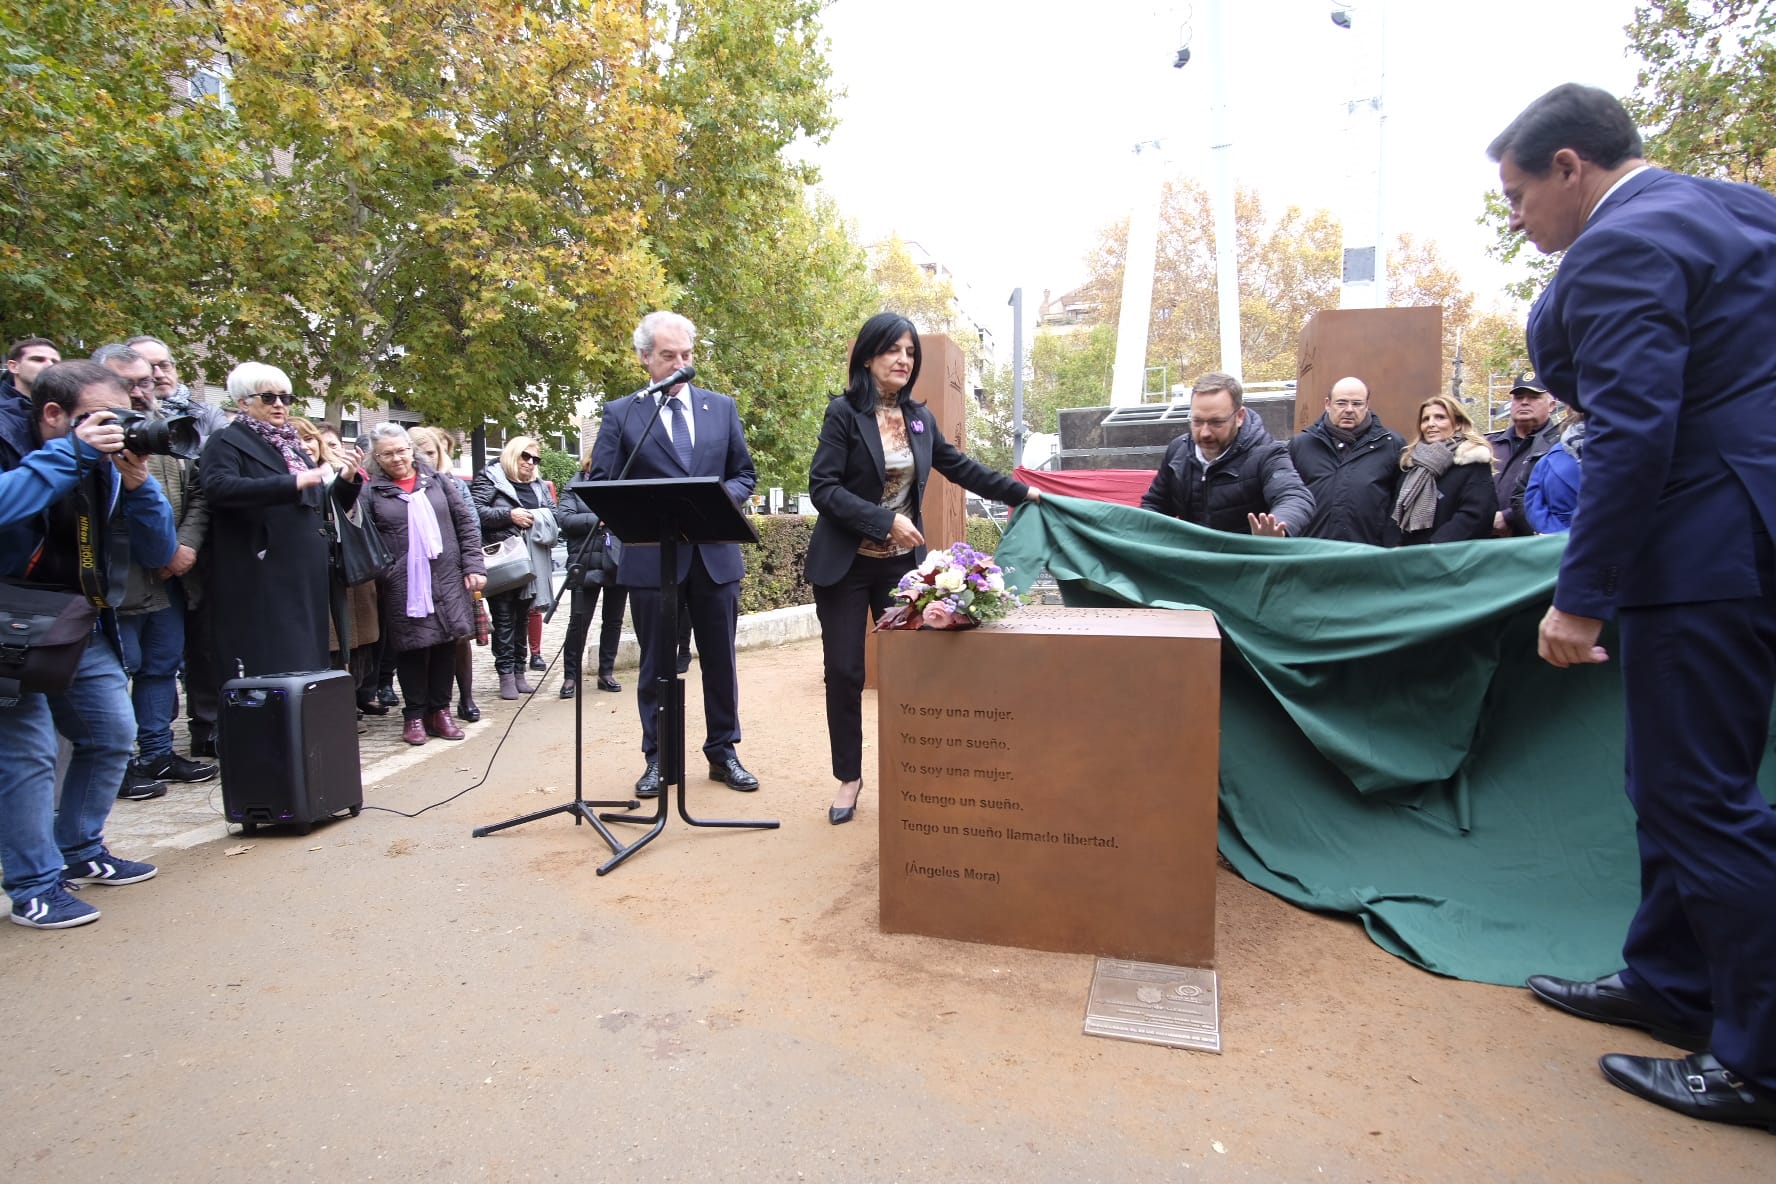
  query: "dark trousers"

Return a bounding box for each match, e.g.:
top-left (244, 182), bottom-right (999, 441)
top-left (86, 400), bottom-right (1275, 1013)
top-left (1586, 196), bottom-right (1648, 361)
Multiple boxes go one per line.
top-left (395, 642), bottom-right (458, 720)
top-left (1614, 572), bottom-right (1776, 1093)
top-left (812, 553), bottom-right (916, 782)
top-left (180, 581), bottom-right (219, 746)
top-left (628, 550), bottom-right (740, 764)
top-left (488, 590), bottom-right (532, 675)
top-left (376, 632), bottom-right (397, 688)
top-left (678, 585), bottom-right (693, 657)
top-left (564, 582), bottom-right (627, 680)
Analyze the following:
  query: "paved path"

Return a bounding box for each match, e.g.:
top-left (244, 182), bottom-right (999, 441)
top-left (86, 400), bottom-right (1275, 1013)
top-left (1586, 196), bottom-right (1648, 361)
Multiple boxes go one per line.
top-left (105, 603), bottom-right (631, 853)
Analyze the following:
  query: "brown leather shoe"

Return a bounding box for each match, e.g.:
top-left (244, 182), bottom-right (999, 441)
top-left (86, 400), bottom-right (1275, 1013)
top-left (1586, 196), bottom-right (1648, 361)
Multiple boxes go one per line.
top-left (424, 710), bottom-right (465, 740)
top-left (401, 717), bottom-right (428, 745)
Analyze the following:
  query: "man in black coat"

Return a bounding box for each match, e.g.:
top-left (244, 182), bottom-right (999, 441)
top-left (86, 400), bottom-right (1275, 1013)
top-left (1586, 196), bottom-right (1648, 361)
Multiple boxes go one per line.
top-left (1487, 371), bottom-right (1561, 536)
top-left (1289, 376), bottom-right (1404, 546)
top-left (1140, 372), bottom-right (1314, 537)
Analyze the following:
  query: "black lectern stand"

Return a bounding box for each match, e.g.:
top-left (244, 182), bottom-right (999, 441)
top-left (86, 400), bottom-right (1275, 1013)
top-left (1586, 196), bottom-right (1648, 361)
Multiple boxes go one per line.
top-left (472, 475), bottom-right (777, 875)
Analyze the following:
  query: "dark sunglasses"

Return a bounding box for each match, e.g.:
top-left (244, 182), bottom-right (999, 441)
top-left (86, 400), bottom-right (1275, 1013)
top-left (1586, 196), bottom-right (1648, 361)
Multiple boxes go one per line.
top-left (519, 451), bottom-right (541, 463)
top-left (257, 390), bottom-right (296, 405)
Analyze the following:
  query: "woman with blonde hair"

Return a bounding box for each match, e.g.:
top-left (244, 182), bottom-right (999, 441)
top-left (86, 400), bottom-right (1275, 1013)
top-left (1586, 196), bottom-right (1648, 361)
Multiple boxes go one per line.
top-left (201, 363), bottom-right (365, 678)
top-left (469, 435), bottom-right (556, 698)
top-left (1389, 394), bottom-right (1497, 546)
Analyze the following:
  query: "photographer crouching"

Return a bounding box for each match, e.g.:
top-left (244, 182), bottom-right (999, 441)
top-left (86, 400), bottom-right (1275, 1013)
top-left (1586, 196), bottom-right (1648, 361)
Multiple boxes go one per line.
top-left (0, 360), bottom-right (177, 929)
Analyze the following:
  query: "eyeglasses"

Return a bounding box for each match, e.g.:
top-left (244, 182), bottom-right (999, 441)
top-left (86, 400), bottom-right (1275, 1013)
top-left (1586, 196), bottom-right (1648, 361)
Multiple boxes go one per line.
top-left (257, 391), bottom-right (296, 405)
top-left (1193, 414), bottom-right (1238, 429)
top-left (148, 359), bottom-right (177, 373)
top-left (122, 377), bottom-right (155, 392)
top-left (519, 451), bottom-right (541, 464)
top-left (1330, 400), bottom-right (1367, 411)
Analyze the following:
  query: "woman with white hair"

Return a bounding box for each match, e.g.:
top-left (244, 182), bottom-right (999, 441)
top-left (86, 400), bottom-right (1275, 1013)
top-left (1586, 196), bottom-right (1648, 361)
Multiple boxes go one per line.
top-left (200, 362), bottom-right (365, 678)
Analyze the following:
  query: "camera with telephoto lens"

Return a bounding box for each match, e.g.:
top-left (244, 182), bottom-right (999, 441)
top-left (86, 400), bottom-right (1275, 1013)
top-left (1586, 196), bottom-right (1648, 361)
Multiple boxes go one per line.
top-left (112, 409), bottom-right (201, 460)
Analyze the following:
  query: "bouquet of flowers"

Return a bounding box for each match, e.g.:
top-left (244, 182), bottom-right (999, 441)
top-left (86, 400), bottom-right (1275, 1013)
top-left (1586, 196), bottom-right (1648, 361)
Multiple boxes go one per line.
top-left (875, 543), bottom-right (1024, 631)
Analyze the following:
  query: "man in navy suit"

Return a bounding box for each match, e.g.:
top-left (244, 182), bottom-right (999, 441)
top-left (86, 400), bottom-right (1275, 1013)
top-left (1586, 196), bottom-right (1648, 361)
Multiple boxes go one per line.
top-left (587, 311), bottom-right (759, 798)
top-left (1492, 83), bottom-right (1776, 1131)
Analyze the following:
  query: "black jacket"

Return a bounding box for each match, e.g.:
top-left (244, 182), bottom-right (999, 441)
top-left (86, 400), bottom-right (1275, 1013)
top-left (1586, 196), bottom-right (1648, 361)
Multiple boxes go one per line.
top-left (1392, 439), bottom-right (1498, 546)
top-left (1289, 413), bottom-right (1405, 546)
top-left (1488, 418), bottom-right (1562, 536)
top-left (805, 395), bottom-right (1027, 588)
top-left (200, 419), bottom-right (360, 678)
top-left (1140, 413), bottom-right (1315, 535)
top-left (468, 464), bottom-right (554, 546)
top-left (555, 480), bottom-right (621, 590)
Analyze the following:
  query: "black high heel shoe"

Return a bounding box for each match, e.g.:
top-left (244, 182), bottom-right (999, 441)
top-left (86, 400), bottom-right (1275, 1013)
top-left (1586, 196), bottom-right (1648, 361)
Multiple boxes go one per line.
top-left (829, 781), bottom-right (863, 825)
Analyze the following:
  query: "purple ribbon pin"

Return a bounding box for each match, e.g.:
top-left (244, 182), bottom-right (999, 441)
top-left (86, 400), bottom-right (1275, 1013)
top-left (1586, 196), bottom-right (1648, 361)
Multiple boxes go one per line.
top-left (911, 419), bottom-right (924, 434)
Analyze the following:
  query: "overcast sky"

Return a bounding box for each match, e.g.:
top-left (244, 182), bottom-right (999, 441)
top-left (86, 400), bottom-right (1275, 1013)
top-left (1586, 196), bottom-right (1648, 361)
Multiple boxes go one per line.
top-left (801, 0), bottom-right (1644, 349)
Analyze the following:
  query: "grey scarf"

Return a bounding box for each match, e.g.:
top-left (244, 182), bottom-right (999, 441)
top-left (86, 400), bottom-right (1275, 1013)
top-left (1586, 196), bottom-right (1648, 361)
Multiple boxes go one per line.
top-left (1391, 440), bottom-right (1456, 535)
top-left (1561, 419), bottom-right (1587, 462)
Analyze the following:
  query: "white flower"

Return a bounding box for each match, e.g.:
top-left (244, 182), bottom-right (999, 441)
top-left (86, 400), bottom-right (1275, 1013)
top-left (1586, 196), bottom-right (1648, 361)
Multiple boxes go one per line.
top-left (935, 568), bottom-right (966, 592)
top-left (985, 571), bottom-right (1005, 593)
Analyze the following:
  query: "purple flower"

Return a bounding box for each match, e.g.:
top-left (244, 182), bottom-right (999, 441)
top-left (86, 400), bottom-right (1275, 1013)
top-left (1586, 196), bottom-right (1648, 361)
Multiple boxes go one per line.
top-left (910, 419), bottom-right (924, 434)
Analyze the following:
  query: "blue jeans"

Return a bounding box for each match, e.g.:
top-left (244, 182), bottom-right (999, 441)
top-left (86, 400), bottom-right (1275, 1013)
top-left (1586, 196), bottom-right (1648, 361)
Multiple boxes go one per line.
top-left (118, 599), bottom-right (185, 760)
top-left (0, 637), bottom-right (134, 902)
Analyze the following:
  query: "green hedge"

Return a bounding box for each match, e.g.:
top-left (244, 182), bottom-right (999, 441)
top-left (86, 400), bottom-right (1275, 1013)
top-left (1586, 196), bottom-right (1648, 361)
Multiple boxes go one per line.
top-left (737, 515), bottom-right (1020, 615)
top-left (740, 516), bottom-right (815, 614)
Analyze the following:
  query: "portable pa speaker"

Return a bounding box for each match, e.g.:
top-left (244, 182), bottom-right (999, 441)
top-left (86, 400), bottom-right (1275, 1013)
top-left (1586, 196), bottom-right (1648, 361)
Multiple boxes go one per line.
top-left (220, 669), bottom-right (363, 835)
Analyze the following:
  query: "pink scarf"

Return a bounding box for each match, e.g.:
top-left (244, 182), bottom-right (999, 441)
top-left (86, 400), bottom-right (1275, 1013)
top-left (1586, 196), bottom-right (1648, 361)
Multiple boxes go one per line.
top-left (239, 415), bottom-right (309, 475)
top-left (400, 483), bottom-right (444, 618)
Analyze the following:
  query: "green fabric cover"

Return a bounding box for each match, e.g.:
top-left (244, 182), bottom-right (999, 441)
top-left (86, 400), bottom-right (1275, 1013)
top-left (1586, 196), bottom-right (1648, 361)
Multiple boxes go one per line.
top-left (994, 494), bottom-right (1661, 986)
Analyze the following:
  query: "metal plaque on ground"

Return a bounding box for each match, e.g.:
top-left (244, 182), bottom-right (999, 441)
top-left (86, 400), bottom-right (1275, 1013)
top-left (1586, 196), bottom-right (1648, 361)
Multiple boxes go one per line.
top-left (1082, 958), bottom-right (1221, 1053)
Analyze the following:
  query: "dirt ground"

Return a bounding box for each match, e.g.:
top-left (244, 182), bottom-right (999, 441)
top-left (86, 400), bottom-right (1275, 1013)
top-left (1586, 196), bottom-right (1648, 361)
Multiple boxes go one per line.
top-left (1, 638), bottom-right (1768, 1182)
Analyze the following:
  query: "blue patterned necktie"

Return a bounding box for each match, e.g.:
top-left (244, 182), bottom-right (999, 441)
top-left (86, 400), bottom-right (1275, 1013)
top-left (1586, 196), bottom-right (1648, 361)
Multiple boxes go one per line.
top-left (667, 396), bottom-right (694, 470)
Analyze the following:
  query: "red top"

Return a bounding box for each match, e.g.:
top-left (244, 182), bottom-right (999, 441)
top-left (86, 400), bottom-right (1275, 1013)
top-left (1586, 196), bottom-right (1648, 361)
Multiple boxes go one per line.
top-left (392, 472), bottom-right (419, 494)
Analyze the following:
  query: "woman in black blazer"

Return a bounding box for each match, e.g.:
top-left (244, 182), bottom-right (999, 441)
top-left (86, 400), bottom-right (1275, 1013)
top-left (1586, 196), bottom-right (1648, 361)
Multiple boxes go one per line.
top-left (807, 313), bottom-right (1039, 825)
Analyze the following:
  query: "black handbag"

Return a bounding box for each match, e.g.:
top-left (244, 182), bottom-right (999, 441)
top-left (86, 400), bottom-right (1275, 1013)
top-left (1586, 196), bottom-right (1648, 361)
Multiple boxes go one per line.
top-left (334, 498), bottom-right (393, 587)
top-left (0, 582), bottom-right (99, 706)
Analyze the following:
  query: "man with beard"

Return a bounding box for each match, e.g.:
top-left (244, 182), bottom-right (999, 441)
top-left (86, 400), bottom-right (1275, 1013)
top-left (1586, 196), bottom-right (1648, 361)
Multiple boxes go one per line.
top-left (1140, 372), bottom-right (1314, 537)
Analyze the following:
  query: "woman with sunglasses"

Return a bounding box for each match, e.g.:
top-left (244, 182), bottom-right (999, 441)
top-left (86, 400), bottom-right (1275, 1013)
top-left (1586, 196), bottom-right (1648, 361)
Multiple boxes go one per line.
top-left (470, 436), bottom-right (557, 699)
top-left (200, 363), bottom-right (364, 679)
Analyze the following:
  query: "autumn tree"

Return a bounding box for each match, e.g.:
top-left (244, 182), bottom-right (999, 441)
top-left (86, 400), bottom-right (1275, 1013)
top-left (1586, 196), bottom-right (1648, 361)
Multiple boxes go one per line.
top-left (1083, 181), bottom-right (1342, 385)
top-left (629, 0), bottom-right (877, 489)
top-left (0, 1), bottom-right (265, 348)
top-left (1628, 0), bottom-right (1776, 186)
top-left (1482, 3), bottom-right (1776, 303)
top-left (218, 0), bottom-right (675, 427)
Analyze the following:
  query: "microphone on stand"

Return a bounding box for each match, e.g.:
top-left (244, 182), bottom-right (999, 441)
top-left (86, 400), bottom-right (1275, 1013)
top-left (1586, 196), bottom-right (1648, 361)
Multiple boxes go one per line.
top-left (614, 365), bottom-right (697, 483)
top-left (631, 365), bottom-right (696, 399)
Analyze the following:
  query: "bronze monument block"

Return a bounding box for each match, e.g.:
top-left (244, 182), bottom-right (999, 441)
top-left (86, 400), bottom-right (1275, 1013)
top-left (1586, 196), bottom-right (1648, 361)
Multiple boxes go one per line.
top-left (877, 606), bottom-right (1221, 965)
top-left (1294, 306), bottom-right (1444, 439)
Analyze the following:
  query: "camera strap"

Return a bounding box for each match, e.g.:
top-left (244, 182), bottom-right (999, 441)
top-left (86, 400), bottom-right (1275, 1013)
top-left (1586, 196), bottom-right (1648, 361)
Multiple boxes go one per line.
top-left (72, 455), bottom-right (112, 609)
